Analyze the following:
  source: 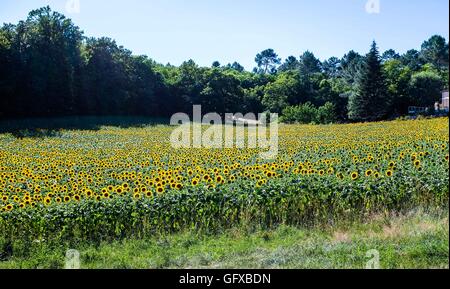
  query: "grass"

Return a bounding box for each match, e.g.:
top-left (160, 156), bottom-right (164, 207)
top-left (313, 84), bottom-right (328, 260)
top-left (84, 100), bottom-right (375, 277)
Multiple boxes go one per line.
top-left (1, 208), bottom-right (448, 269)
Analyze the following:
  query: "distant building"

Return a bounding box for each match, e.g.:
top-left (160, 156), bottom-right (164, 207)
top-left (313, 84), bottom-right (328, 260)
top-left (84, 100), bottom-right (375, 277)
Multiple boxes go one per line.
top-left (435, 90), bottom-right (449, 113)
top-left (442, 90), bottom-right (449, 111)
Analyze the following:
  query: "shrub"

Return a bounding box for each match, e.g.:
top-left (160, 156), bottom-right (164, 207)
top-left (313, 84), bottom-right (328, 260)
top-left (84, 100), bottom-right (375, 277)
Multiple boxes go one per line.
top-left (281, 102), bottom-right (337, 124)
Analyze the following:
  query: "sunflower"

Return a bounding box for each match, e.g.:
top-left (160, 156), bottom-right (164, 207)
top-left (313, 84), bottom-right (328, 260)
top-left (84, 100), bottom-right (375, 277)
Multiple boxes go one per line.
top-left (351, 172), bottom-right (359, 180)
top-left (156, 187), bottom-right (164, 194)
top-left (191, 179), bottom-right (199, 186)
top-left (365, 169), bottom-right (373, 177)
top-left (414, 160), bottom-right (421, 167)
top-left (85, 190), bottom-right (93, 198)
top-left (44, 196), bottom-right (51, 205)
top-left (103, 192), bottom-right (110, 199)
top-left (73, 194), bottom-right (81, 202)
top-left (133, 193), bottom-right (141, 199)
top-left (386, 170), bottom-right (394, 177)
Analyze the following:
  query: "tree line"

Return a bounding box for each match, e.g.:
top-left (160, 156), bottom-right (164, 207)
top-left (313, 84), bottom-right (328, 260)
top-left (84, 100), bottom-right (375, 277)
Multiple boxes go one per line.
top-left (0, 7), bottom-right (448, 123)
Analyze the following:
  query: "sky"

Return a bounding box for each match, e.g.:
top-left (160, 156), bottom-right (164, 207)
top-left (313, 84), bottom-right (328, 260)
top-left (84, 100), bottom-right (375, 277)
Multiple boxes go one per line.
top-left (0, 0), bottom-right (448, 70)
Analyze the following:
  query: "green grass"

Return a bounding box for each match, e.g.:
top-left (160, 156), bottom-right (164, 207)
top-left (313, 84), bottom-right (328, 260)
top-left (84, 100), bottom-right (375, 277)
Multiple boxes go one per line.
top-left (0, 208), bottom-right (448, 269)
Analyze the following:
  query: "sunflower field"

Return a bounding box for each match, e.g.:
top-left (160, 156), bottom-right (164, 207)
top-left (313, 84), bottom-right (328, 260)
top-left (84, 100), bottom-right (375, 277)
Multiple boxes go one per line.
top-left (0, 118), bottom-right (448, 244)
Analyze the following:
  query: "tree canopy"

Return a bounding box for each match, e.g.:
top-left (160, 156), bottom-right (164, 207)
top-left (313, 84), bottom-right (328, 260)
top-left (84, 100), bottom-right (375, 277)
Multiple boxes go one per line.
top-left (0, 7), bottom-right (448, 123)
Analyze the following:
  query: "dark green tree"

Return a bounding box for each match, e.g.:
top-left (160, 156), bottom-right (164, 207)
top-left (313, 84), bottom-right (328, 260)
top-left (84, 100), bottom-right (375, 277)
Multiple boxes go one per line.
top-left (322, 57), bottom-right (341, 78)
top-left (254, 49), bottom-right (281, 74)
top-left (278, 56), bottom-right (299, 72)
top-left (262, 71), bottom-right (302, 113)
top-left (400, 49), bottom-right (423, 71)
top-left (420, 35), bottom-right (449, 70)
top-left (340, 50), bottom-right (364, 85)
top-left (383, 59), bottom-right (413, 115)
top-left (409, 71), bottom-right (443, 107)
top-left (200, 70), bottom-right (243, 113)
top-left (381, 49), bottom-right (400, 63)
top-left (212, 61), bottom-right (221, 68)
top-left (227, 62), bottom-right (244, 72)
top-left (18, 6), bottom-right (84, 117)
top-left (348, 41), bottom-right (389, 121)
top-left (298, 51), bottom-right (322, 75)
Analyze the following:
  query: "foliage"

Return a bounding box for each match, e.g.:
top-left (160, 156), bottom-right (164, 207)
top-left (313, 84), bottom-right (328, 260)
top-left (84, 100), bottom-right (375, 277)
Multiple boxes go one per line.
top-left (316, 102), bottom-right (338, 124)
top-left (409, 71), bottom-right (444, 107)
top-left (0, 7), bottom-right (448, 123)
top-left (383, 59), bottom-right (413, 116)
top-left (262, 71), bottom-right (300, 113)
top-left (299, 51), bottom-right (322, 75)
top-left (420, 35), bottom-right (449, 70)
top-left (280, 102), bottom-right (337, 124)
top-left (280, 102), bottom-right (317, 124)
top-left (1, 209), bottom-right (448, 269)
top-left (254, 49), bottom-right (281, 74)
top-left (348, 41), bottom-right (390, 121)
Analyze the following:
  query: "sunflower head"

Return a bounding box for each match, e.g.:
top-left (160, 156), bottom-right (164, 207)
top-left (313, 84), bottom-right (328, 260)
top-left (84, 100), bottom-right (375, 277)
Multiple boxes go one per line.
top-left (44, 196), bottom-right (51, 205)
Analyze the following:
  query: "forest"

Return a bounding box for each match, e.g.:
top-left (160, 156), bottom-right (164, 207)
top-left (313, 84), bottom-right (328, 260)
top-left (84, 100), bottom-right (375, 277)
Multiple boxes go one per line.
top-left (0, 6), bottom-right (448, 123)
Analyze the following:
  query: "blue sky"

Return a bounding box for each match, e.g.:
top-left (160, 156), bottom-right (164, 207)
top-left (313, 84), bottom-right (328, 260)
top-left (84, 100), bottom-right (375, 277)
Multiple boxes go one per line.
top-left (1, 0), bottom-right (448, 70)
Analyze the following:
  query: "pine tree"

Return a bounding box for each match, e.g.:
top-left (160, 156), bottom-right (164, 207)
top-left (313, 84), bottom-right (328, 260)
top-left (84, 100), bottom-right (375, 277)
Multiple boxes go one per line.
top-left (348, 41), bottom-right (390, 121)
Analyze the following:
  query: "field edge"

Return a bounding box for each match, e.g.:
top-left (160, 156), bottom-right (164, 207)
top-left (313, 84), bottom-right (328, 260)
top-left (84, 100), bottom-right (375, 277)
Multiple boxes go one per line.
top-left (0, 207), bottom-right (448, 269)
